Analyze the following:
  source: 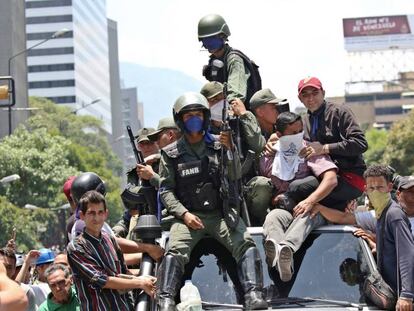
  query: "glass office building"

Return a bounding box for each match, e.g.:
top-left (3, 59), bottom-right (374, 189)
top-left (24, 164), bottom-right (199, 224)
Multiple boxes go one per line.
top-left (26, 0), bottom-right (112, 133)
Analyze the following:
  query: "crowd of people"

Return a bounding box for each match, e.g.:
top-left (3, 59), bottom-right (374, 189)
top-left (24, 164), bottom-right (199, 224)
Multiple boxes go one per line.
top-left (1, 13), bottom-right (414, 311)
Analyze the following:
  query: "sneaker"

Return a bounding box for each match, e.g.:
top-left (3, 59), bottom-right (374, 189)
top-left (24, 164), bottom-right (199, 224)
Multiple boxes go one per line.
top-left (277, 245), bottom-right (293, 282)
top-left (264, 238), bottom-right (278, 268)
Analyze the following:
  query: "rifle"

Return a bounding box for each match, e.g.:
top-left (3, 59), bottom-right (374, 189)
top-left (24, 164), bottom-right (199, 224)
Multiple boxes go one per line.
top-left (126, 125), bottom-right (157, 215)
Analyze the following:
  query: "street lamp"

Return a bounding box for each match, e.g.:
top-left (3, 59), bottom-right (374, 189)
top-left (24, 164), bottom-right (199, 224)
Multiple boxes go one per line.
top-left (0, 174), bottom-right (20, 184)
top-left (24, 204), bottom-right (40, 210)
top-left (71, 98), bottom-right (101, 115)
top-left (7, 28), bottom-right (70, 135)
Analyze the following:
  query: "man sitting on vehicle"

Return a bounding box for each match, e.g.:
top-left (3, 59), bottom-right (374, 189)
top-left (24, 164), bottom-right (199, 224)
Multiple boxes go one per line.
top-left (262, 112), bottom-right (344, 282)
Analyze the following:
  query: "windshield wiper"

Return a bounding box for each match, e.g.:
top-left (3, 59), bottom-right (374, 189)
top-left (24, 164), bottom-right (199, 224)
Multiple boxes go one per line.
top-left (202, 301), bottom-right (243, 309)
top-left (304, 296), bottom-right (363, 310)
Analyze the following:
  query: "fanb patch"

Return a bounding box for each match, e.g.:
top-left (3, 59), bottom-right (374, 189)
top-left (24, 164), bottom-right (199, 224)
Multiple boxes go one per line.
top-left (177, 161), bottom-right (202, 178)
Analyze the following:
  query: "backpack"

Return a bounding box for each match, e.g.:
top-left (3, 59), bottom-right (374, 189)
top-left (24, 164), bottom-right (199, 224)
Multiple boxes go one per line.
top-left (203, 47), bottom-right (262, 109)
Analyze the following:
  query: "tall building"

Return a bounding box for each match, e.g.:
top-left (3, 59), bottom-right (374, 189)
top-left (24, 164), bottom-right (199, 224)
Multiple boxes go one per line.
top-left (121, 87), bottom-right (144, 171)
top-left (25, 0), bottom-right (112, 133)
top-left (0, 0), bottom-right (28, 138)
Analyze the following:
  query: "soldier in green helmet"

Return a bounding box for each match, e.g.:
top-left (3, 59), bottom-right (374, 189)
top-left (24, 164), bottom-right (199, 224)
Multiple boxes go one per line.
top-left (198, 14), bottom-right (261, 109)
top-left (156, 92), bottom-right (267, 310)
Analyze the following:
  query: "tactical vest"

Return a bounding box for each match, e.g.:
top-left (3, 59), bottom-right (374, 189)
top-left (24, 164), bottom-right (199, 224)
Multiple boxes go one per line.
top-left (164, 140), bottom-right (222, 212)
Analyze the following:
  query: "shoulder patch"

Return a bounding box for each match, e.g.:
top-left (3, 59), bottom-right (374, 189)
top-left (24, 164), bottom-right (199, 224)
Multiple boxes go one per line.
top-left (162, 140), bottom-right (180, 158)
top-left (210, 140), bottom-right (222, 151)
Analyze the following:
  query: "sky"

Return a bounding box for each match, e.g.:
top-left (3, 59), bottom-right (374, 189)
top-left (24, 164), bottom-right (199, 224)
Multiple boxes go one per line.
top-left (106, 0), bottom-right (414, 113)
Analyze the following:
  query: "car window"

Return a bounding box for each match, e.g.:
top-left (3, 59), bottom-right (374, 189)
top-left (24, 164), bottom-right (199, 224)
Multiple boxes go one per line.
top-left (180, 231), bottom-right (370, 305)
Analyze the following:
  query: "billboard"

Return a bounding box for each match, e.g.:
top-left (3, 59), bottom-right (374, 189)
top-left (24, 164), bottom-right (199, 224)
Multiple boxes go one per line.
top-left (343, 15), bottom-right (414, 52)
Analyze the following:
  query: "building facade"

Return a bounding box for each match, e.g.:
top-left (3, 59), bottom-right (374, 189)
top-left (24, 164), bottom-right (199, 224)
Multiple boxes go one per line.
top-left (0, 0), bottom-right (28, 138)
top-left (121, 87), bottom-right (144, 171)
top-left (26, 0), bottom-right (112, 133)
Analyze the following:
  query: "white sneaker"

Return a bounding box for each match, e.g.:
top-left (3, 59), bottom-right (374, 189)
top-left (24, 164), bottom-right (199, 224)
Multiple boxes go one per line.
top-left (264, 238), bottom-right (278, 268)
top-left (277, 245), bottom-right (294, 282)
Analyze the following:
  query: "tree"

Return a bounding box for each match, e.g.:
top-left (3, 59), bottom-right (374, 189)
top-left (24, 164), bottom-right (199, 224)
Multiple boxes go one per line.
top-left (364, 127), bottom-right (389, 166)
top-left (382, 110), bottom-right (414, 175)
top-left (0, 97), bottom-right (124, 249)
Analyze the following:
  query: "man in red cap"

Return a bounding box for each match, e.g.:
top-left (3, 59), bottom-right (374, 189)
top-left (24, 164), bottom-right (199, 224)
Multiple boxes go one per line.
top-left (297, 76), bottom-right (367, 197)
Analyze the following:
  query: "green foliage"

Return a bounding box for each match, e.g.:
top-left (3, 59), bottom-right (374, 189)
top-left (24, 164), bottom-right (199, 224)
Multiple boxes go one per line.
top-left (382, 110), bottom-right (414, 175)
top-left (0, 97), bottom-right (124, 249)
top-left (364, 127), bottom-right (389, 166)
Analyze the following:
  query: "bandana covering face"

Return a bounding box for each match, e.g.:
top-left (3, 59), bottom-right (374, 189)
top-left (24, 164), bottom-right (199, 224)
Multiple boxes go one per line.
top-left (184, 116), bottom-right (203, 133)
top-left (201, 37), bottom-right (224, 51)
top-left (367, 190), bottom-right (391, 218)
top-left (210, 99), bottom-right (226, 122)
top-left (272, 132), bottom-right (305, 181)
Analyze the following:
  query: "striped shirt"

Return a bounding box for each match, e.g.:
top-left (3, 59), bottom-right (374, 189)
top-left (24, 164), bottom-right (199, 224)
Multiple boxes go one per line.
top-left (67, 230), bottom-right (132, 311)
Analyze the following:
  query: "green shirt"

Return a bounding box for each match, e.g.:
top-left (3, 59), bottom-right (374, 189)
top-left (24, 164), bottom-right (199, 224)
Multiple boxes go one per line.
top-left (239, 111), bottom-right (266, 154)
top-left (38, 286), bottom-right (80, 311)
top-left (224, 45), bottom-right (250, 103)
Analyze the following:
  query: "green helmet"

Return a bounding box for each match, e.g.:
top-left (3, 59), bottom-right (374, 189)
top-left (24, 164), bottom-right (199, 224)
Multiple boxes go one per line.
top-left (173, 92), bottom-right (210, 132)
top-left (198, 14), bottom-right (231, 40)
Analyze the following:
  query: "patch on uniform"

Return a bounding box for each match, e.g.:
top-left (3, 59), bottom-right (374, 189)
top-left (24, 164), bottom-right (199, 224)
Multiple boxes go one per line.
top-left (162, 141), bottom-right (180, 158)
top-left (177, 161), bottom-right (202, 178)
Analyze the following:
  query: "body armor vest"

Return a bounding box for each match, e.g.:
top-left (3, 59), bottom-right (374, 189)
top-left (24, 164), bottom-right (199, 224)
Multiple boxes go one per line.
top-left (165, 141), bottom-right (222, 212)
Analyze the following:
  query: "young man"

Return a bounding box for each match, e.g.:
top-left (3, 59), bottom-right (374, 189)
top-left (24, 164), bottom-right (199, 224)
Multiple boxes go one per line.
top-left (364, 165), bottom-right (414, 311)
top-left (156, 92), bottom-right (267, 311)
top-left (67, 190), bottom-right (156, 311)
top-left (298, 76), bottom-right (367, 204)
top-left (38, 264), bottom-right (80, 311)
top-left (262, 112), bottom-right (339, 281)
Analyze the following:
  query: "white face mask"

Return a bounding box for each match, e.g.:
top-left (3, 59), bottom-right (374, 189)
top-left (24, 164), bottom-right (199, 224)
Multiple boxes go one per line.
top-left (272, 131), bottom-right (305, 181)
top-left (210, 99), bottom-right (226, 122)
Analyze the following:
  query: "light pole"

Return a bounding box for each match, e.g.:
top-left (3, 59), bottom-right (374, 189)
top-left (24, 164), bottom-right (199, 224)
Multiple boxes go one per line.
top-left (7, 28), bottom-right (69, 135)
top-left (71, 98), bottom-right (101, 115)
top-left (59, 98), bottom-right (101, 132)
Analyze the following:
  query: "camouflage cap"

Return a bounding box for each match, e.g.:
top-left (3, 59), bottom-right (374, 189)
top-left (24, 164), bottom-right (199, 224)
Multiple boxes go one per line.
top-left (200, 81), bottom-right (223, 99)
top-left (135, 127), bottom-right (156, 143)
top-left (250, 88), bottom-right (286, 111)
top-left (148, 117), bottom-right (178, 141)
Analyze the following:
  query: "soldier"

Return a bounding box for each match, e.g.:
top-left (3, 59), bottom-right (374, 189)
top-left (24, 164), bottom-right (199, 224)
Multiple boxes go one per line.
top-left (148, 117), bottom-right (181, 149)
top-left (245, 89), bottom-right (290, 224)
top-left (198, 14), bottom-right (261, 108)
top-left (117, 127), bottom-right (161, 238)
top-left (156, 92), bottom-right (267, 310)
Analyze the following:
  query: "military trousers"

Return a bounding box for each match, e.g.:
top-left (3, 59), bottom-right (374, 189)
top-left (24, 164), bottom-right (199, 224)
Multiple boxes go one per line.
top-left (245, 176), bottom-right (274, 225)
top-left (166, 209), bottom-right (256, 270)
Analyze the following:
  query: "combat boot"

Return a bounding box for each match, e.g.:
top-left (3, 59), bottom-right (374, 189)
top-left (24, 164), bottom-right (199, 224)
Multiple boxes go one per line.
top-left (157, 254), bottom-right (183, 311)
top-left (238, 247), bottom-right (268, 310)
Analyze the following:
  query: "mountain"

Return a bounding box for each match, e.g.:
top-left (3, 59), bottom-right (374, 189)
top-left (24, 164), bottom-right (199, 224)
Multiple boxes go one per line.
top-left (120, 62), bottom-right (203, 127)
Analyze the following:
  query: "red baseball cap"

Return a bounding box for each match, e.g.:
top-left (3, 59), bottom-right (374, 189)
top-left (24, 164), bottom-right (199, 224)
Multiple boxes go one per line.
top-left (63, 176), bottom-right (76, 201)
top-left (298, 77), bottom-right (323, 94)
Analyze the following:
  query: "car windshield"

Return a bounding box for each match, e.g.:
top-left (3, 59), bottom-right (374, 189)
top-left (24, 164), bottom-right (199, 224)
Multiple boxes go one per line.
top-left (185, 230), bottom-right (371, 306)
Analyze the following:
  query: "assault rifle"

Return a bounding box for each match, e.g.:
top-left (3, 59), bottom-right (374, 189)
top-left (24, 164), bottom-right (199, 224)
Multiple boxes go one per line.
top-left (220, 83), bottom-right (253, 228)
top-left (126, 125), bottom-right (158, 215)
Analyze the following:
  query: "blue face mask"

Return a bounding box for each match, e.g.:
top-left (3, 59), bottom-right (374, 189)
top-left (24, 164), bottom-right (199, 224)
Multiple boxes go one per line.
top-left (184, 116), bottom-right (203, 133)
top-left (201, 37), bottom-right (224, 51)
